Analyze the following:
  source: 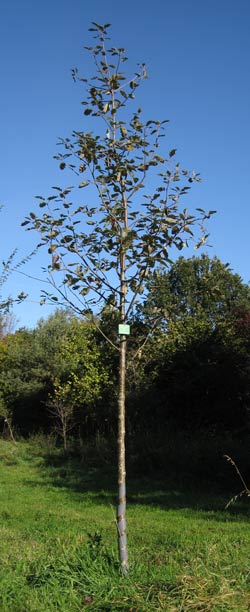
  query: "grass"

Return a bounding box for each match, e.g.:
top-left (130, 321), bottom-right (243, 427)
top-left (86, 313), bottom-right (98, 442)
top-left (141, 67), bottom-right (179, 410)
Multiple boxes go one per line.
top-left (0, 436), bottom-right (250, 611)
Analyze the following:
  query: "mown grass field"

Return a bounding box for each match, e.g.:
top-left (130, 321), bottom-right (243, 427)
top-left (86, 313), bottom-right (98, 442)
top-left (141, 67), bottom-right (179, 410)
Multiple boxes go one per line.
top-left (0, 437), bottom-right (249, 611)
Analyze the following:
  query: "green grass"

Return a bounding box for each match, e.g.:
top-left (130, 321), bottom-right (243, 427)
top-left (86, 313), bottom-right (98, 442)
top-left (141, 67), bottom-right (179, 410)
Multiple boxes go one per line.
top-left (0, 437), bottom-right (250, 611)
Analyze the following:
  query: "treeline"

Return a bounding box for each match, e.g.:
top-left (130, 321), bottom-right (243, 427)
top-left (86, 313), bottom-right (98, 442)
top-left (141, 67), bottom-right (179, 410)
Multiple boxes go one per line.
top-left (1, 254), bottom-right (250, 445)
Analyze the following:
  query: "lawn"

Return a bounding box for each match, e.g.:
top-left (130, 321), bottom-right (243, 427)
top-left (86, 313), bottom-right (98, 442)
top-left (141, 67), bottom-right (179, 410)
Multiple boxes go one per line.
top-left (0, 437), bottom-right (249, 611)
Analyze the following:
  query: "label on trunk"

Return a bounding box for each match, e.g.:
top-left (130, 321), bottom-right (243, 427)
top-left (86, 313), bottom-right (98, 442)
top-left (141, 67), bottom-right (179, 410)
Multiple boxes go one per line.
top-left (118, 324), bottom-right (130, 335)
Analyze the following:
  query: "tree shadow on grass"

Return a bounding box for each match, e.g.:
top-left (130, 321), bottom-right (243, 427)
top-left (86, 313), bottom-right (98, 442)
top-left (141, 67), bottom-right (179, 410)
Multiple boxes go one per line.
top-left (25, 450), bottom-right (250, 523)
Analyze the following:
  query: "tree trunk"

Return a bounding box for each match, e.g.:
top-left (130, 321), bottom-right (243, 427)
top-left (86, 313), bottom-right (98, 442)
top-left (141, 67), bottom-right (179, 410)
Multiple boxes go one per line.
top-left (63, 426), bottom-right (67, 452)
top-left (4, 417), bottom-right (15, 442)
top-left (117, 333), bottom-right (128, 574)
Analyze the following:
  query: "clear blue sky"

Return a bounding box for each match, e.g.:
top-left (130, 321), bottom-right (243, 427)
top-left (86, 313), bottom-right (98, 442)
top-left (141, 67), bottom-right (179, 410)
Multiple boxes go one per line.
top-left (1, 0), bottom-right (250, 328)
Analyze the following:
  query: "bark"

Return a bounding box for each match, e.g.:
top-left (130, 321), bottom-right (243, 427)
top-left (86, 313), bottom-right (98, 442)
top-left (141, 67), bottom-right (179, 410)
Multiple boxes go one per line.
top-left (4, 417), bottom-right (15, 441)
top-left (63, 427), bottom-right (67, 452)
top-left (117, 333), bottom-right (128, 574)
top-left (117, 179), bottom-right (129, 573)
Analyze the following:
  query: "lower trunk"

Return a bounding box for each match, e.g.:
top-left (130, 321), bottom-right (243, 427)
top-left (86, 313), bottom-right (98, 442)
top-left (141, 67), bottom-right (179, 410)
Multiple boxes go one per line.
top-left (63, 427), bottom-right (67, 452)
top-left (117, 334), bottom-right (128, 574)
top-left (4, 417), bottom-right (15, 442)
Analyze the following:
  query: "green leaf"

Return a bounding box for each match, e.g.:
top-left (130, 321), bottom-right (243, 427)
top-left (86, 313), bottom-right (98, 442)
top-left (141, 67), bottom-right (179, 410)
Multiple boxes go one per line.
top-left (48, 245), bottom-right (58, 254)
top-left (79, 181), bottom-right (89, 188)
top-left (165, 217), bottom-right (176, 225)
top-left (169, 149), bottom-right (177, 158)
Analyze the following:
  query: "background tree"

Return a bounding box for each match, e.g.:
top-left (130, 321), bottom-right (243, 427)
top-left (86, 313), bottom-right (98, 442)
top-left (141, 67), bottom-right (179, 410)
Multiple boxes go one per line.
top-left (132, 255), bottom-right (250, 432)
top-left (0, 392), bottom-right (15, 441)
top-left (46, 379), bottom-right (76, 452)
top-left (141, 254), bottom-right (250, 328)
top-left (46, 315), bottom-right (113, 442)
top-left (23, 23), bottom-right (214, 573)
top-left (0, 327), bottom-right (48, 435)
top-left (0, 310), bottom-right (111, 437)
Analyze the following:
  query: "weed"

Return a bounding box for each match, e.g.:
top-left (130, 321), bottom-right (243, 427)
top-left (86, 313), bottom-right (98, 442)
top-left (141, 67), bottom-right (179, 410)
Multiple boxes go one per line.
top-left (224, 454), bottom-right (250, 509)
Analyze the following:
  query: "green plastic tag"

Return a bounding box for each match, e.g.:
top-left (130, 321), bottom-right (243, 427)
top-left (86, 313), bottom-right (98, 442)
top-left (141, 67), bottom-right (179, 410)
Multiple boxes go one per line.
top-left (118, 324), bottom-right (130, 335)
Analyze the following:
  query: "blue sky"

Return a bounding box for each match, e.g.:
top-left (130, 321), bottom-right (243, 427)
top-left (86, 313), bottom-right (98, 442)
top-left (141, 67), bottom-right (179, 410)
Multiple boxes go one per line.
top-left (1, 0), bottom-right (250, 328)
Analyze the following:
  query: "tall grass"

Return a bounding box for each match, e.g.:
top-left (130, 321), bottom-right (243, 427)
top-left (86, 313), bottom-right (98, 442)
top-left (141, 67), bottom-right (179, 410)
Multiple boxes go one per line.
top-left (0, 435), bottom-right (249, 611)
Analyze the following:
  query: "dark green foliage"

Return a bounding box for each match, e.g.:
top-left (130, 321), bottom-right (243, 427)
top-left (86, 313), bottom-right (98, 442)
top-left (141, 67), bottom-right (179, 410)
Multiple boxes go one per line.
top-left (0, 327), bottom-right (47, 433)
top-left (129, 255), bottom-right (250, 431)
top-left (141, 254), bottom-right (250, 328)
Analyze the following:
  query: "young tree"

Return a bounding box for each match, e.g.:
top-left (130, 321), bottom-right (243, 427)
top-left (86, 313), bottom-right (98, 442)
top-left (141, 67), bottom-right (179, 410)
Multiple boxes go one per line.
top-left (47, 379), bottom-right (75, 452)
top-left (0, 390), bottom-right (15, 441)
top-left (46, 315), bottom-right (113, 447)
top-left (23, 23), bottom-right (214, 573)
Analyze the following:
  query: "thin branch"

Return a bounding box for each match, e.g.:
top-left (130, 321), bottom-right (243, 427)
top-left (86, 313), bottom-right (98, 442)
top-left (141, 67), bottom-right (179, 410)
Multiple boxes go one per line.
top-left (90, 315), bottom-right (120, 351)
top-left (10, 268), bottom-right (51, 285)
top-left (47, 272), bottom-right (120, 351)
top-left (127, 316), bottom-right (161, 368)
top-left (125, 266), bottom-right (149, 320)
